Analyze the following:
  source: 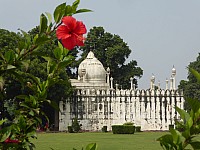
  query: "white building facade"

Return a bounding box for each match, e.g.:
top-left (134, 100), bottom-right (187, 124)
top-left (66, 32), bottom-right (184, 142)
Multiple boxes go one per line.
top-left (59, 51), bottom-right (184, 131)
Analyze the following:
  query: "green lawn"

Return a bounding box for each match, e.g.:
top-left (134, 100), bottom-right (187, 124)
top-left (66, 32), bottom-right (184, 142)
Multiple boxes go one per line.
top-left (33, 131), bottom-right (168, 150)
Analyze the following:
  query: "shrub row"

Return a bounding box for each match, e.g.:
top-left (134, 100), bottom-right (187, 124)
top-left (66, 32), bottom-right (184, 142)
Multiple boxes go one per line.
top-left (102, 126), bottom-right (107, 132)
top-left (112, 125), bottom-right (135, 134)
top-left (135, 126), bottom-right (141, 132)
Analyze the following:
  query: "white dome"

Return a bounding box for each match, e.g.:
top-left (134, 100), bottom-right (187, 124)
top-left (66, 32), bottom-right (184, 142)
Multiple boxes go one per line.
top-left (78, 51), bottom-right (106, 83)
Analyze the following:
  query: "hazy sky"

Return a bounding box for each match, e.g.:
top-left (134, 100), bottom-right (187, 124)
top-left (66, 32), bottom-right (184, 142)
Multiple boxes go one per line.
top-left (0, 0), bottom-right (199, 89)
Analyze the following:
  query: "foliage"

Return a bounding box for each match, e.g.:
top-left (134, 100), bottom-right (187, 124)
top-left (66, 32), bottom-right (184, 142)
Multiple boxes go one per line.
top-left (135, 126), bottom-right (142, 132)
top-left (71, 118), bottom-right (81, 133)
top-left (178, 53), bottom-right (200, 109)
top-left (77, 26), bottom-right (143, 89)
top-left (102, 126), bottom-right (107, 132)
top-left (0, 0), bottom-right (91, 149)
top-left (112, 125), bottom-right (135, 134)
top-left (157, 68), bottom-right (200, 150)
top-left (123, 122), bottom-right (134, 126)
top-left (68, 126), bottom-right (73, 133)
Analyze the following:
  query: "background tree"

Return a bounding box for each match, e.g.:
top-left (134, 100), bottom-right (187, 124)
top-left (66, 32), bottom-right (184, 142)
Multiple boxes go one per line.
top-left (178, 53), bottom-right (200, 109)
top-left (0, 29), bottom-right (23, 121)
top-left (76, 26), bottom-right (143, 89)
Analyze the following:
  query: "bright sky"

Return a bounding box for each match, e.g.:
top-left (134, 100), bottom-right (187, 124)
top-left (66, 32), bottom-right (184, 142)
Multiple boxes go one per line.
top-left (0, 0), bottom-right (199, 89)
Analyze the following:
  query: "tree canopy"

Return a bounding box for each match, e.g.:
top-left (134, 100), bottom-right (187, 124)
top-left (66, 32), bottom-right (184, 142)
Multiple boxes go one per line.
top-left (178, 53), bottom-right (200, 107)
top-left (76, 26), bottom-right (143, 89)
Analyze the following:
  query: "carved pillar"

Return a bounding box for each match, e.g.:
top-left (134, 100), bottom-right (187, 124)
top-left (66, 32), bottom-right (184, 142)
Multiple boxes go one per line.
top-left (106, 67), bottom-right (110, 86)
top-left (130, 77), bottom-right (133, 90)
top-left (161, 96), bottom-right (166, 130)
top-left (156, 91), bottom-right (161, 130)
top-left (151, 90), bottom-right (156, 130)
top-left (140, 90), bottom-right (145, 129)
top-left (135, 90), bottom-right (140, 125)
top-left (110, 77), bottom-right (113, 89)
top-left (166, 93), bottom-right (171, 126)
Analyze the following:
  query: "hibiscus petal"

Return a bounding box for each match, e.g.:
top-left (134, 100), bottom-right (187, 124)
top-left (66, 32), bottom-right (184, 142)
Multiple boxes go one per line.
top-left (61, 35), bottom-right (77, 50)
top-left (76, 38), bottom-right (84, 47)
top-left (62, 16), bottom-right (77, 30)
top-left (74, 21), bottom-right (87, 35)
top-left (56, 25), bottom-right (71, 39)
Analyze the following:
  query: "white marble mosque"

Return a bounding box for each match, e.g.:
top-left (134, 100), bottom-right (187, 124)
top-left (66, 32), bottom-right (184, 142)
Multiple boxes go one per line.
top-left (59, 51), bottom-right (184, 131)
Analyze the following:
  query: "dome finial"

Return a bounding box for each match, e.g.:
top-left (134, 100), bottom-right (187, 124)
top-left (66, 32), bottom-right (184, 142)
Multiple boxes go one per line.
top-left (86, 51), bottom-right (95, 59)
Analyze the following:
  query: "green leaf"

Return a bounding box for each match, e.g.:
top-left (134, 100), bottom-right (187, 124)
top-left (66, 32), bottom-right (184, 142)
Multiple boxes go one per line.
top-left (0, 76), bottom-right (4, 91)
top-left (27, 131), bottom-right (37, 138)
top-left (63, 48), bottom-right (69, 56)
top-left (21, 60), bottom-right (30, 71)
top-left (157, 134), bottom-right (176, 149)
top-left (187, 117), bottom-right (193, 129)
top-left (0, 119), bottom-right (7, 126)
top-left (85, 143), bottom-right (97, 150)
top-left (33, 34), bottom-right (39, 44)
top-left (54, 47), bottom-right (63, 60)
top-left (76, 9), bottom-right (93, 14)
top-left (29, 110), bottom-right (34, 116)
top-left (53, 3), bottom-right (66, 23)
top-left (7, 64), bottom-right (16, 70)
top-left (39, 13), bottom-right (48, 33)
top-left (18, 116), bottom-right (26, 129)
top-left (175, 106), bottom-right (190, 122)
top-left (0, 127), bottom-right (11, 142)
top-left (64, 5), bottom-right (73, 16)
top-left (35, 35), bottom-right (50, 45)
top-left (46, 22), bottom-right (53, 32)
top-left (72, 0), bottom-right (80, 9)
top-left (42, 56), bottom-right (52, 62)
top-left (58, 41), bottom-right (64, 50)
top-left (45, 12), bottom-right (52, 23)
top-left (170, 128), bottom-right (182, 145)
top-left (186, 98), bottom-right (200, 113)
top-left (182, 129), bottom-right (191, 139)
top-left (47, 60), bottom-right (57, 75)
top-left (190, 141), bottom-right (200, 149)
top-left (189, 68), bottom-right (200, 83)
top-left (4, 50), bottom-right (15, 63)
top-left (19, 49), bottom-right (26, 56)
top-left (58, 60), bottom-right (72, 69)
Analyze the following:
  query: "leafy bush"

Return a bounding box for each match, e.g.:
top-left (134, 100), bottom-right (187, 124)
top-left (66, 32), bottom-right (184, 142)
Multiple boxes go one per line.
top-left (71, 118), bottom-right (81, 133)
top-left (135, 126), bottom-right (141, 132)
top-left (68, 126), bottom-right (73, 133)
top-left (102, 126), bottom-right (107, 132)
top-left (112, 125), bottom-right (135, 134)
top-left (168, 124), bottom-right (174, 130)
top-left (123, 122), bottom-right (134, 126)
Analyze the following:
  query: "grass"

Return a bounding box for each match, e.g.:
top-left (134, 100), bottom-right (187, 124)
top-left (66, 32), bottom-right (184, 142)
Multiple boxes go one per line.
top-left (33, 131), bottom-right (168, 150)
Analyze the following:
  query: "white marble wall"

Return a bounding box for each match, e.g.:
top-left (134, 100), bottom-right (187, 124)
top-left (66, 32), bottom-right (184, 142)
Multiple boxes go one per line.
top-left (59, 89), bottom-right (184, 131)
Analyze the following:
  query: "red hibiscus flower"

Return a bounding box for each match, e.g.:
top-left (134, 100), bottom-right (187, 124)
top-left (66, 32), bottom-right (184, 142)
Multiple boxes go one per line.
top-left (4, 137), bottom-right (19, 144)
top-left (56, 16), bottom-right (87, 50)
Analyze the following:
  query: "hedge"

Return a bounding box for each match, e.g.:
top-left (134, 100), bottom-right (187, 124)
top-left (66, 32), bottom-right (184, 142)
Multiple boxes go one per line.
top-left (135, 126), bottom-right (141, 132)
top-left (112, 125), bottom-right (135, 134)
top-left (102, 126), bottom-right (107, 132)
